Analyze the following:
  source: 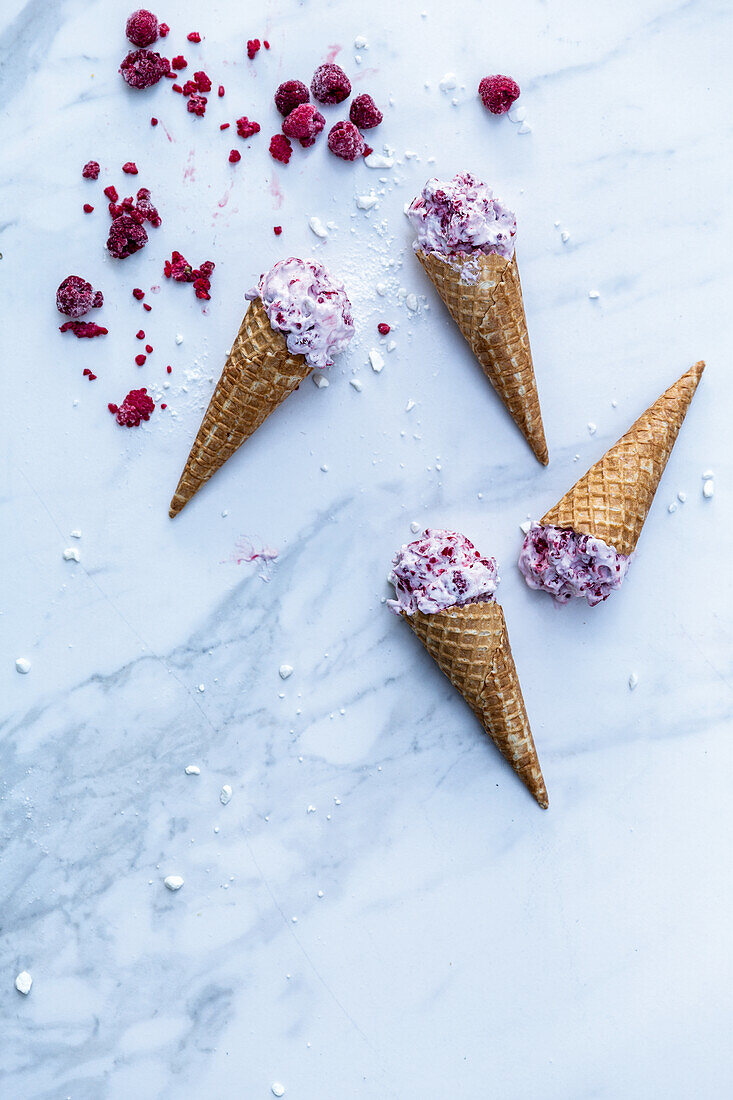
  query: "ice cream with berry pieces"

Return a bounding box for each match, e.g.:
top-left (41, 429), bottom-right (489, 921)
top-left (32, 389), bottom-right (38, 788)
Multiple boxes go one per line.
top-left (388, 529), bottom-right (499, 616)
top-left (406, 172), bottom-right (517, 263)
top-left (246, 258), bottom-right (354, 369)
top-left (518, 523), bottom-right (631, 607)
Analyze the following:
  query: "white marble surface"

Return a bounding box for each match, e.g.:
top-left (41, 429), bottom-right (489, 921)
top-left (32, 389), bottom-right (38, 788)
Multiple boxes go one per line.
top-left (2, 0), bottom-right (732, 1096)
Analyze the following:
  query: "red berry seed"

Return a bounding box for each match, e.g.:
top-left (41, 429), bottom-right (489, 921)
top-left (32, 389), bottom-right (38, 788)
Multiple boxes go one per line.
top-left (273, 225), bottom-right (282, 235)
top-left (378, 322), bottom-right (390, 335)
top-left (282, 103), bottom-right (325, 148)
top-left (187, 32), bottom-right (201, 43)
top-left (122, 161), bottom-right (138, 174)
top-left (327, 120), bottom-right (365, 161)
top-left (269, 134), bottom-right (292, 164)
top-left (120, 49), bottom-right (169, 89)
top-left (478, 74), bottom-right (520, 115)
top-left (229, 149), bottom-right (241, 163)
top-left (274, 79), bottom-right (309, 116)
top-left (83, 203), bottom-right (94, 213)
top-left (125, 9), bottom-right (159, 49)
top-left (349, 93), bottom-right (383, 129)
top-left (311, 63), bottom-right (351, 105)
top-left (82, 160), bottom-right (100, 179)
top-left (236, 116), bottom-right (261, 139)
top-left (135, 353), bottom-right (147, 366)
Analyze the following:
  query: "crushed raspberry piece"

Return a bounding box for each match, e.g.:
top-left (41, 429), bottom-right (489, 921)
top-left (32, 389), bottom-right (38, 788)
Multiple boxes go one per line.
top-left (193, 70), bottom-right (211, 92)
top-left (172, 83), bottom-right (183, 93)
top-left (349, 93), bottom-right (383, 129)
top-left (133, 288), bottom-right (145, 300)
top-left (273, 225), bottom-right (282, 235)
top-left (236, 115), bottom-right (261, 139)
top-left (110, 387), bottom-right (155, 426)
top-left (136, 329), bottom-right (145, 339)
top-left (274, 79), bottom-right (309, 116)
top-left (82, 160), bottom-right (100, 180)
top-left (107, 214), bottom-right (148, 258)
top-left (171, 55), bottom-right (187, 70)
top-left (159, 22), bottom-right (169, 36)
top-left (187, 32), bottom-right (201, 43)
top-left (104, 185), bottom-right (119, 202)
top-left (218, 85), bottom-right (225, 97)
top-left (135, 353), bottom-right (147, 365)
top-left (151, 116), bottom-right (158, 125)
top-left (135, 187), bottom-right (161, 226)
top-left (82, 368), bottom-right (97, 380)
top-left (143, 302), bottom-right (152, 311)
top-left (122, 161), bottom-right (138, 175)
top-left (378, 322), bottom-right (390, 335)
top-left (311, 63), bottom-right (351, 105)
top-left (247, 39), bottom-right (261, 60)
top-left (166, 365), bottom-right (172, 373)
top-left (264, 40), bottom-right (270, 49)
top-left (363, 144), bottom-right (373, 157)
top-left (229, 149), bottom-right (241, 163)
top-left (120, 49), bottom-right (169, 89)
top-left (125, 9), bottom-right (159, 48)
top-left (83, 203), bottom-right (94, 213)
top-left (145, 344), bottom-right (153, 353)
top-left (181, 79), bottom-right (198, 96)
top-left (220, 122), bottom-right (230, 130)
top-left (60, 321), bottom-right (108, 338)
top-left (282, 103), bottom-right (325, 148)
top-left (187, 93), bottom-right (207, 116)
top-left (478, 74), bottom-right (520, 115)
top-left (269, 134), bottom-right (292, 164)
top-left (56, 276), bottom-right (103, 318)
top-left (160, 402), bottom-right (167, 409)
top-left (163, 251), bottom-right (215, 298)
top-left (327, 120), bottom-right (365, 161)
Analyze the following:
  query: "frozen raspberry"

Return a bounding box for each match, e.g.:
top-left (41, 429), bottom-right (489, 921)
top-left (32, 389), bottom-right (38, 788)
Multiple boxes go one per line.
top-left (133, 288), bottom-right (145, 300)
top-left (247, 39), bottom-right (261, 60)
top-left (107, 214), bottom-right (148, 258)
top-left (478, 74), bottom-right (520, 115)
top-left (194, 70), bottom-right (211, 92)
top-left (274, 79), bottom-right (309, 117)
top-left (311, 63), bottom-right (351, 105)
top-left (83, 203), bottom-right (94, 213)
top-left (122, 161), bottom-right (138, 175)
top-left (236, 116), bottom-right (261, 139)
top-left (327, 120), bottom-right (364, 161)
top-left (218, 85), bottom-right (225, 97)
top-left (110, 388), bottom-right (155, 426)
top-left (282, 103), bottom-right (325, 148)
top-left (82, 160), bottom-right (100, 180)
top-left (135, 187), bottom-right (161, 226)
top-left (125, 9), bottom-right (159, 48)
top-left (60, 321), bottom-right (108, 338)
top-left (159, 22), bottom-right (169, 36)
top-left (273, 226), bottom-right (282, 235)
top-left (349, 93), bottom-right (382, 129)
top-left (120, 49), bottom-right (168, 89)
top-left (187, 32), bottom-right (201, 43)
top-left (187, 93), bottom-right (207, 116)
top-left (171, 55), bottom-right (187, 70)
top-left (269, 134), bottom-right (292, 164)
top-left (56, 275), bottom-right (103, 318)
top-left (229, 149), bottom-right (241, 163)
top-left (377, 322), bottom-right (390, 335)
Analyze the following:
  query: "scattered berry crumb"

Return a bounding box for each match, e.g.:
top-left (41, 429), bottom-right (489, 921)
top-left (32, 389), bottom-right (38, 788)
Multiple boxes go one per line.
top-left (282, 103), bottom-right (325, 147)
top-left (479, 74), bottom-right (520, 115)
top-left (273, 225), bottom-right (282, 235)
top-left (264, 40), bottom-right (270, 49)
top-left (274, 80), bottom-right (309, 116)
top-left (229, 149), bottom-right (241, 163)
top-left (350, 93), bottom-right (383, 129)
top-left (82, 368), bottom-right (97, 380)
top-left (160, 402), bottom-right (167, 409)
top-left (120, 49), bottom-right (169, 89)
top-left (104, 185), bottom-right (118, 202)
top-left (163, 251), bottom-right (215, 299)
top-left (143, 302), bottom-right (152, 311)
top-left (107, 215), bottom-right (148, 259)
top-left (247, 39), bottom-right (261, 60)
top-left (187, 93), bottom-right (207, 116)
top-left (187, 32), bottom-right (201, 43)
top-left (236, 116), bottom-right (261, 139)
top-left (60, 321), bottom-right (108, 338)
top-left (145, 344), bottom-right (153, 353)
top-left (122, 161), bottom-right (138, 175)
top-left (172, 84), bottom-right (183, 94)
top-left (82, 160), bottom-right (100, 180)
top-left (171, 55), bottom-right (187, 70)
top-left (135, 353), bottom-right (147, 366)
top-left (378, 322), bottom-right (390, 335)
top-left (218, 85), bottom-right (225, 97)
top-left (327, 120), bottom-right (365, 161)
top-left (136, 329), bottom-right (145, 339)
top-left (159, 22), bottom-right (169, 37)
top-left (311, 63), bottom-right (351, 105)
top-left (269, 134), bottom-right (292, 164)
top-left (125, 9), bottom-right (159, 49)
top-left (151, 116), bottom-right (158, 125)
top-left (109, 387), bottom-right (155, 426)
top-left (193, 70), bottom-right (212, 92)
top-left (83, 203), bottom-right (94, 214)
top-left (133, 288), bottom-right (145, 300)
top-left (166, 365), bottom-right (172, 373)
top-left (220, 122), bottom-right (230, 130)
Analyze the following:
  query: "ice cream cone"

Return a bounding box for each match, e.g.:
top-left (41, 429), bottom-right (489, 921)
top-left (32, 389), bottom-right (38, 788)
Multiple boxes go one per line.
top-left (169, 298), bottom-right (312, 517)
top-left (404, 601), bottom-right (548, 808)
top-left (416, 249), bottom-right (549, 466)
top-left (541, 361), bottom-right (705, 556)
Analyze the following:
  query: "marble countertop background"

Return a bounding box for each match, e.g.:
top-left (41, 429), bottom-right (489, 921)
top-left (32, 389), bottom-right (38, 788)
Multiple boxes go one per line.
top-left (2, 0), bottom-right (732, 1096)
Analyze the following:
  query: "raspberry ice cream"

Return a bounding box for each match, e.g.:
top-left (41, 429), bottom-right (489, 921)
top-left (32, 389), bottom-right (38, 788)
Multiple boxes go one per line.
top-left (518, 523), bottom-right (631, 607)
top-left (246, 258), bottom-right (354, 369)
top-left (388, 529), bottom-right (499, 616)
top-left (406, 172), bottom-right (516, 262)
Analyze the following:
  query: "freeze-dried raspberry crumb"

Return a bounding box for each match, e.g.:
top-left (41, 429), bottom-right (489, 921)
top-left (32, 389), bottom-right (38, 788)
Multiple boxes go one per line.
top-left (136, 329), bottom-right (145, 339)
top-left (229, 149), bottom-right (241, 163)
top-left (236, 116), bottom-right (261, 139)
top-left (110, 388), bottom-right (155, 426)
top-left (274, 79), bottom-right (309, 116)
top-left (93, 291), bottom-right (104, 309)
top-left (182, 79), bottom-right (198, 96)
top-left (218, 85), bottom-right (225, 97)
top-left (151, 116), bottom-right (158, 125)
top-left (273, 225), bottom-right (282, 235)
top-left (311, 63), bottom-right (351, 105)
top-left (122, 161), bottom-right (138, 175)
top-left (120, 49), bottom-right (169, 89)
top-left (145, 344), bottom-right (153, 353)
top-left (378, 322), bottom-right (390, 335)
top-left (104, 185), bottom-right (118, 202)
top-left (187, 32), bottom-right (201, 43)
top-left (327, 120), bottom-right (365, 161)
top-left (247, 39), bottom-right (261, 60)
top-left (166, 365), bottom-right (172, 373)
top-left (107, 214), bottom-right (148, 258)
top-left (83, 203), bottom-right (94, 214)
top-left (478, 74), bottom-right (520, 115)
top-left (172, 84), bottom-right (183, 93)
top-left (363, 144), bottom-right (373, 157)
top-left (133, 288), bottom-right (145, 299)
top-left (159, 22), bottom-right (169, 36)
top-left (82, 160), bottom-right (100, 180)
top-left (135, 353), bottom-right (147, 365)
top-left (282, 103), bottom-right (325, 148)
top-left (269, 134), bottom-right (292, 164)
top-left (187, 93), bottom-right (207, 116)
top-left (160, 402), bottom-right (167, 409)
top-left (135, 187), bottom-right (161, 226)
top-left (220, 123), bottom-right (230, 131)
top-left (143, 302), bottom-right (152, 311)
top-left (56, 276), bottom-right (103, 318)
top-left (193, 70), bottom-right (211, 92)
top-left (163, 251), bottom-right (215, 298)
top-left (126, 9), bottom-right (159, 48)
top-left (349, 93), bottom-right (382, 129)
top-left (82, 369), bottom-right (97, 380)
top-left (60, 321), bottom-right (108, 338)
top-left (171, 55), bottom-right (187, 70)
top-left (264, 40), bottom-right (270, 49)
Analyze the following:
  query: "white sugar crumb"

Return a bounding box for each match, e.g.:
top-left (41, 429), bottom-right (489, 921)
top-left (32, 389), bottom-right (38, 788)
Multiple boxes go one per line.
top-left (354, 35), bottom-right (368, 49)
top-left (365, 152), bottom-right (393, 169)
top-left (561, 230), bottom-right (570, 243)
top-left (410, 521), bottom-right (421, 533)
top-left (405, 399), bottom-right (416, 412)
top-left (320, 463), bottom-right (329, 472)
top-left (588, 290), bottom-right (600, 299)
top-left (678, 491), bottom-right (687, 503)
top-left (307, 805), bottom-right (316, 814)
top-left (405, 293), bottom-right (419, 311)
top-left (356, 194), bottom-right (379, 210)
top-left (308, 216), bottom-right (328, 238)
top-left (350, 378), bottom-right (363, 392)
top-left (508, 104), bottom-right (527, 123)
top-left (185, 764), bottom-right (200, 775)
top-left (702, 469), bottom-right (714, 480)
top-left (312, 373), bottom-right (329, 388)
top-left (628, 672), bottom-right (639, 691)
top-left (175, 333), bottom-right (183, 345)
top-left (279, 664), bottom-right (294, 679)
top-left (63, 547), bottom-right (80, 562)
top-left (439, 73), bottom-right (457, 91)
top-left (164, 875), bottom-right (184, 891)
top-left (518, 121), bottom-right (532, 134)
top-left (219, 784), bottom-right (232, 805)
top-left (375, 282), bottom-right (387, 296)
top-left (70, 529), bottom-right (82, 539)
top-left (703, 480), bottom-right (714, 499)
top-left (15, 971), bottom-right (32, 995)
top-left (520, 519), bottom-right (532, 535)
top-left (272, 1084), bottom-right (285, 1097)
top-left (387, 340), bottom-right (397, 352)
top-left (588, 422), bottom-right (597, 435)
top-left (668, 502), bottom-right (678, 513)
top-left (15, 657), bottom-right (31, 674)
top-left (369, 349), bottom-right (385, 373)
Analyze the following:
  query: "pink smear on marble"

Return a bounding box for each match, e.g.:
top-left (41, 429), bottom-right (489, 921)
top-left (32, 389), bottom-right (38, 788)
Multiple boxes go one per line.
top-left (183, 149), bottom-right (196, 182)
top-left (270, 173), bottom-right (283, 209)
top-left (228, 537), bottom-right (279, 580)
top-left (353, 67), bottom-right (380, 82)
top-left (325, 43), bottom-right (342, 63)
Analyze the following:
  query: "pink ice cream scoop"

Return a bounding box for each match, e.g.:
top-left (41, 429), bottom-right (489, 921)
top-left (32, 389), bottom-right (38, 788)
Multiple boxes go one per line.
top-left (518, 523), bottom-right (631, 607)
top-left (246, 257), bottom-right (354, 369)
top-left (406, 172), bottom-right (517, 261)
top-left (388, 528), bottom-right (500, 616)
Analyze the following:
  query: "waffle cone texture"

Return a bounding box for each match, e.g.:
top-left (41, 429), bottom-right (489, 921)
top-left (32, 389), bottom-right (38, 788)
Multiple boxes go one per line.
top-left (542, 361), bottom-right (704, 556)
top-left (403, 601), bottom-right (548, 808)
top-left (416, 249), bottom-right (549, 466)
top-left (169, 298), bottom-right (312, 517)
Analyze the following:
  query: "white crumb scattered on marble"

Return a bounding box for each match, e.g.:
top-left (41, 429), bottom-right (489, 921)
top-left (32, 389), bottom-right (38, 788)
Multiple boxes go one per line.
top-left (219, 784), bottom-right (232, 805)
top-left (291, 916), bottom-right (298, 924)
top-left (308, 216), bottom-right (328, 238)
top-left (15, 971), bottom-right (32, 995)
top-left (387, 340), bottom-right (397, 352)
top-left (611, 399), bottom-right (618, 408)
top-left (561, 230), bottom-right (570, 243)
top-left (175, 333), bottom-right (183, 345)
top-left (365, 152), bottom-right (393, 169)
top-left (702, 469), bottom-right (714, 480)
top-left (317, 890), bottom-right (324, 898)
top-left (271, 1084), bottom-right (285, 1097)
top-left (518, 121), bottom-right (532, 134)
top-left (405, 399), bottom-right (416, 412)
top-left (349, 378), bottom-right (363, 392)
top-left (410, 521), bottom-right (420, 533)
top-left (678, 491), bottom-right (687, 503)
top-left (369, 349), bottom-right (385, 373)
top-left (185, 765), bottom-right (200, 775)
top-left (520, 519), bottom-right (532, 535)
top-left (375, 282), bottom-right (387, 296)
top-left (15, 657), bottom-right (31, 674)
top-left (354, 34), bottom-right (368, 49)
top-left (221, 510), bottom-right (228, 517)
top-left (628, 672), bottom-right (639, 691)
top-left (588, 290), bottom-right (600, 299)
top-left (279, 664), bottom-right (293, 679)
top-left (164, 875), bottom-right (184, 891)
top-left (70, 529), bottom-right (82, 539)
top-left (588, 423), bottom-right (597, 435)
top-left (62, 547), bottom-right (80, 562)
top-left (508, 104), bottom-right (527, 123)
top-left (307, 805), bottom-right (316, 814)
top-left (439, 72), bottom-right (457, 91)
top-left (703, 480), bottom-right (714, 499)
top-left (668, 502), bottom-right (678, 513)
top-left (320, 463), bottom-right (329, 472)
top-left (312, 373), bottom-right (329, 388)
top-left (405, 293), bottom-right (418, 311)
top-left (404, 149), bottom-right (418, 159)
top-left (198, 684), bottom-right (205, 693)
top-left (356, 194), bottom-right (379, 210)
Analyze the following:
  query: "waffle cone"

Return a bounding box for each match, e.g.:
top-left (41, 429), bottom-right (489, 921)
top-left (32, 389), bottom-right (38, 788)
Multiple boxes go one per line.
top-left (169, 298), bottom-right (312, 517)
top-left (541, 361), bottom-right (704, 556)
top-left (417, 249), bottom-right (548, 465)
top-left (404, 601), bottom-right (548, 808)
